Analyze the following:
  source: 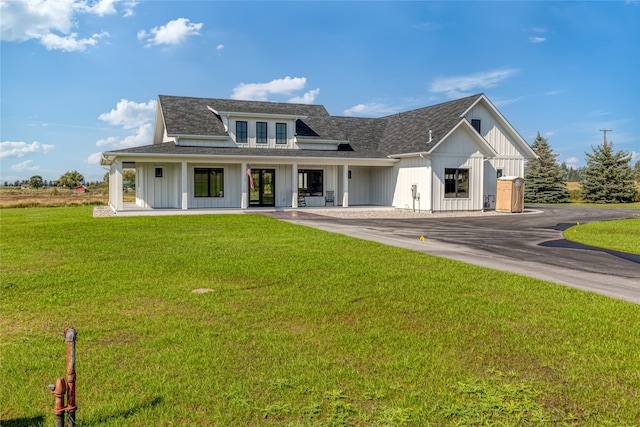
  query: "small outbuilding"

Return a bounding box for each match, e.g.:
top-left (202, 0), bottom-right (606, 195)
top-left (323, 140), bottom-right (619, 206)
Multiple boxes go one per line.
top-left (496, 176), bottom-right (525, 213)
top-left (74, 186), bottom-right (88, 194)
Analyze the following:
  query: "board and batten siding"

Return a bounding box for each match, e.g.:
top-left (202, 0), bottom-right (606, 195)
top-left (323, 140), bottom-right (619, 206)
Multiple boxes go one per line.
top-left (431, 155), bottom-right (484, 211)
top-left (187, 163), bottom-right (242, 209)
top-left (393, 158), bottom-right (431, 210)
top-left (137, 163), bottom-right (180, 209)
top-left (484, 157), bottom-right (525, 199)
top-left (430, 126), bottom-right (487, 211)
top-left (464, 102), bottom-right (529, 158)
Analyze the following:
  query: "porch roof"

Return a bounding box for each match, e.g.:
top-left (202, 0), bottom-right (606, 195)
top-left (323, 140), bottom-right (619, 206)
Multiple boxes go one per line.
top-left (102, 141), bottom-right (398, 165)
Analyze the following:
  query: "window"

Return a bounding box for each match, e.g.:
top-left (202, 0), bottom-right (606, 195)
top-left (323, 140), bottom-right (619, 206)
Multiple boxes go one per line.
top-left (298, 169), bottom-right (323, 197)
top-left (496, 169), bottom-right (503, 179)
top-left (256, 122), bottom-right (267, 144)
top-left (471, 119), bottom-right (481, 134)
top-left (194, 168), bottom-right (224, 197)
top-left (276, 122), bottom-right (287, 144)
top-left (444, 168), bottom-right (469, 198)
top-left (236, 121), bottom-right (247, 143)
top-left (155, 167), bottom-right (163, 178)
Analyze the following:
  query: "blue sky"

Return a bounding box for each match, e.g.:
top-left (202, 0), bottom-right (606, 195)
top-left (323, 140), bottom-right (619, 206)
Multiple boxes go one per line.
top-left (1, 0), bottom-right (638, 183)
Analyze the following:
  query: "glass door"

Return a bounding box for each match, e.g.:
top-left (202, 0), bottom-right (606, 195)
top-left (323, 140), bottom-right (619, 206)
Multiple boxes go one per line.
top-left (249, 169), bottom-right (275, 207)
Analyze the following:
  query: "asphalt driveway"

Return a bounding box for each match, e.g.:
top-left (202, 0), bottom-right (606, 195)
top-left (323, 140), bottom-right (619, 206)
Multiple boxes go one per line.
top-left (278, 205), bottom-right (640, 304)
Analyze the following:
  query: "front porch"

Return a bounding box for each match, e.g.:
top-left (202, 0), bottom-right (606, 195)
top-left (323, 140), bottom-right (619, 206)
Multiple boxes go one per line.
top-left (97, 203), bottom-right (399, 217)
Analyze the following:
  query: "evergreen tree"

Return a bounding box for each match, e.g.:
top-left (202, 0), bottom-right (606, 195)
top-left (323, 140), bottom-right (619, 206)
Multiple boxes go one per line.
top-left (580, 140), bottom-right (636, 203)
top-left (524, 132), bottom-right (570, 203)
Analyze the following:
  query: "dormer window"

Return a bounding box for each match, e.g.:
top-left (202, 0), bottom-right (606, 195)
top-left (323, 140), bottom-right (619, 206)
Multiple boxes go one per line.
top-left (236, 121), bottom-right (247, 143)
top-left (276, 123), bottom-right (287, 144)
top-left (256, 122), bottom-right (267, 144)
top-left (471, 119), bottom-right (481, 134)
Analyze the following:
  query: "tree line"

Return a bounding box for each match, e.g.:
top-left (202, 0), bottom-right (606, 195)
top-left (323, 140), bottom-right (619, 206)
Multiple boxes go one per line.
top-left (3, 170), bottom-right (136, 190)
top-left (524, 132), bottom-right (639, 203)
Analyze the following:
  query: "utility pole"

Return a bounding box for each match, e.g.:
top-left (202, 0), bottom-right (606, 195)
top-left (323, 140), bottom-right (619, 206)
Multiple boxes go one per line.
top-left (599, 129), bottom-right (612, 145)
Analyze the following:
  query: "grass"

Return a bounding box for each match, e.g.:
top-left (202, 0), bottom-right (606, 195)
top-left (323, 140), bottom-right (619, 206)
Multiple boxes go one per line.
top-left (565, 218), bottom-right (640, 254)
top-left (1, 207), bottom-right (639, 426)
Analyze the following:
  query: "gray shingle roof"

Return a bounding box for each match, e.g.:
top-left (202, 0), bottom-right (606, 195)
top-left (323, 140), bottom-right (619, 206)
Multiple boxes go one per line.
top-left (159, 95), bottom-right (344, 141)
top-left (108, 94), bottom-right (484, 160)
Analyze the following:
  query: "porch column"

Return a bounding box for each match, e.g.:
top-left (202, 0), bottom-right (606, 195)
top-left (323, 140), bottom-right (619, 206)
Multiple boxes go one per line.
top-left (425, 159), bottom-right (433, 213)
top-left (181, 161), bottom-right (188, 210)
top-left (342, 164), bottom-right (349, 207)
top-left (292, 163), bottom-right (298, 208)
top-left (241, 162), bottom-right (248, 209)
top-left (113, 160), bottom-right (123, 211)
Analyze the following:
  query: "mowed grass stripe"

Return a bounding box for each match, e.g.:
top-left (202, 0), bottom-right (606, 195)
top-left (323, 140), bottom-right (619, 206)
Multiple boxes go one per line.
top-left (1, 207), bottom-right (638, 426)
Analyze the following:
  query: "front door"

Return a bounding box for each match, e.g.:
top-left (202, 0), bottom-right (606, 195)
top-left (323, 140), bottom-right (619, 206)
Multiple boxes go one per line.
top-left (249, 169), bottom-right (275, 207)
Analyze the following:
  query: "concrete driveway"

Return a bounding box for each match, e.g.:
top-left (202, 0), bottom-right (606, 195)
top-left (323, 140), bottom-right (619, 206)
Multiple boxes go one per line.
top-left (277, 205), bottom-right (640, 304)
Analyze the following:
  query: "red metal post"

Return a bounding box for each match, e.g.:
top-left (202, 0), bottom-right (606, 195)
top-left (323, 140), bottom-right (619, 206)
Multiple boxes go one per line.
top-left (48, 377), bottom-right (66, 427)
top-left (65, 328), bottom-right (78, 427)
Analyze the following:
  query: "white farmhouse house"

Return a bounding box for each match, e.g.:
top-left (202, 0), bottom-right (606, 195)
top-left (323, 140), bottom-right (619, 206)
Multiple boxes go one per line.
top-left (101, 93), bottom-right (536, 213)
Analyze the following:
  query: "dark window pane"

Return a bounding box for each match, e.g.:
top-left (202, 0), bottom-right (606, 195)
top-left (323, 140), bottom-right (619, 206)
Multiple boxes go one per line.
top-left (194, 168), bottom-right (224, 197)
top-left (298, 169), bottom-right (323, 196)
top-left (471, 119), bottom-right (481, 134)
top-left (256, 122), bottom-right (267, 144)
top-left (276, 123), bottom-right (287, 144)
top-left (236, 121), bottom-right (247, 143)
top-left (444, 168), bottom-right (469, 199)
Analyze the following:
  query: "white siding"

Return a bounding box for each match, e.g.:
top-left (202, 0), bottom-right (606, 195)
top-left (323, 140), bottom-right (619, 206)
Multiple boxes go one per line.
top-left (138, 163), bottom-right (180, 208)
top-left (393, 158), bottom-right (431, 210)
top-left (464, 102), bottom-right (530, 158)
top-left (178, 138), bottom-right (235, 148)
top-left (431, 155), bottom-right (484, 211)
top-left (229, 118), bottom-right (297, 149)
top-left (484, 157), bottom-right (525, 203)
top-left (430, 126), bottom-right (486, 211)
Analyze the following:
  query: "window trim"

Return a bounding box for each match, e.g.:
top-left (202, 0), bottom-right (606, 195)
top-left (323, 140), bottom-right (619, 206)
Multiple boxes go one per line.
top-left (298, 169), bottom-right (324, 197)
top-left (256, 121), bottom-right (267, 144)
top-left (236, 120), bottom-right (248, 143)
top-left (194, 167), bottom-right (224, 198)
top-left (444, 168), bottom-right (469, 199)
top-left (276, 122), bottom-right (287, 144)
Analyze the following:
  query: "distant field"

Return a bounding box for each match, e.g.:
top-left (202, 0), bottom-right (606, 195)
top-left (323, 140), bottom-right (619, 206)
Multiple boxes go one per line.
top-left (0, 188), bottom-right (134, 208)
top-left (1, 207), bottom-right (639, 426)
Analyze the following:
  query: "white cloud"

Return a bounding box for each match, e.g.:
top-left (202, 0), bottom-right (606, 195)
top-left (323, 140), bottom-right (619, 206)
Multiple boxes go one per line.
top-left (288, 89), bottom-right (320, 104)
top-left (98, 99), bottom-right (156, 129)
top-left (0, 0), bottom-right (135, 51)
top-left (0, 141), bottom-right (55, 159)
top-left (84, 0), bottom-right (117, 16)
top-left (216, 44), bottom-right (224, 51)
top-left (86, 152), bottom-right (104, 165)
top-left (96, 123), bottom-right (153, 149)
top-left (138, 18), bottom-right (203, 47)
top-left (529, 37), bottom-right (546, 43)
top-left (231, 76), bottom-right (311, 101)
top-left (10, 160), bottom-right (40, 171)
top-left (343, 102), bottom-right (398, 117)
top-left (564, 156), bottom-right (580, 169)
top-left (40, 30), bottom-right (109, 52)
top-left (96, 99), bottom-right (156, 150)
top-left (429, 68), bottom-right (519, 98)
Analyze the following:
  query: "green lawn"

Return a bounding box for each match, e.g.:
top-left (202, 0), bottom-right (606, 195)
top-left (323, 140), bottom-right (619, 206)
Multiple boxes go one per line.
top-left (1, 207), bottom-right (639, 426)
top-left (564, 218), bottom-right (640, 254)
